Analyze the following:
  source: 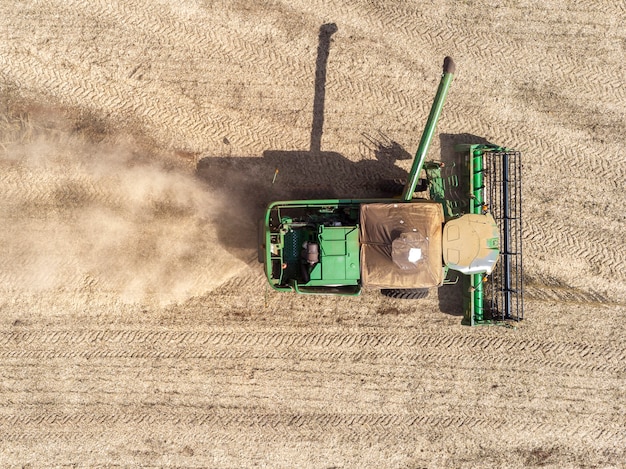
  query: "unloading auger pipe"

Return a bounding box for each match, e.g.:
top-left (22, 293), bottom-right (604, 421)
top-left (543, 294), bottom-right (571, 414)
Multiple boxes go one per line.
top-left (402, 56), bottom-right (455, 202)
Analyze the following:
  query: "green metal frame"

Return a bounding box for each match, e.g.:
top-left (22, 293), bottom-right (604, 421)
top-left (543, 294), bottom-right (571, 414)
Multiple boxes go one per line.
top-left (402, 57), bottom-right (456, 201)
top-left (263, 199), bottom-right (390, 295)
top-left (467, 145), bottom-right (487, 325)
top-left (454, 144), bottom-right (517, 326)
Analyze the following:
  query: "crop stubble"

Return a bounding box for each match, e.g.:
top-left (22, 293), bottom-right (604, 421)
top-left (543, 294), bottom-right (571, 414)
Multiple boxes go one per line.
top-left (0, 0), bottom-right (625, 467)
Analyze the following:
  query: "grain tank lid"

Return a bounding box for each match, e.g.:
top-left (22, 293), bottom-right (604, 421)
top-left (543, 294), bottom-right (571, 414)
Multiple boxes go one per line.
top-left (360, 201), bottom-right (445, 289)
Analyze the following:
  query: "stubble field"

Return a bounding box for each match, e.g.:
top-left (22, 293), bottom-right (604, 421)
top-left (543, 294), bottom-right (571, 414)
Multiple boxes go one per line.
top-left (1, 1), bottom-right (625, 467)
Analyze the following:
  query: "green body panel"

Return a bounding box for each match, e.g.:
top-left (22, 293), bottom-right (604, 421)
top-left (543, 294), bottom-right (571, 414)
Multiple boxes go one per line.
top-left (424, 162), bottom-right (463, 218)
top-left (312, 225), bottom-right (360, 285)
top-left (454, 144), bottom-right (513, 326)
top-left (263, 198), bottom-right (391, 295)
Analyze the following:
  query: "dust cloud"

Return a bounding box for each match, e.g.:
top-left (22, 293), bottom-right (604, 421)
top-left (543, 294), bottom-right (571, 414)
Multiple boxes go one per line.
top-left (0, 109), bottom-right (248, 304)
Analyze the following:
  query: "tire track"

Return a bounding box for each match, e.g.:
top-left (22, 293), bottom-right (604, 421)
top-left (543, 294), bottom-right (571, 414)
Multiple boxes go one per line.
top-left (0, 53), bottom-right (232, 151)
top-left (0, 166), bottom-right (125, 212)
top-left (1, 330), bottom-right (623, 374)
top-left (525, 282), bottom-right (622, 306)
top-left (450, 97), bottom-right (624, 190)
top-left (300, 0), bottom-right (625, 105)
top-left (28, 0), bottom-right (311, 152)
top-left (0, 328), bottom-right (619, 353)
top-left (1, 1), bottom-right (626, 466)
top-left (6, 0), bottom-right (622, 167)
top-left (524, 220), bottom-right (626, 281)
top-left (1, 409), bottom-right (623, 443)
top-left (0, 347), bottom-right (622, 376)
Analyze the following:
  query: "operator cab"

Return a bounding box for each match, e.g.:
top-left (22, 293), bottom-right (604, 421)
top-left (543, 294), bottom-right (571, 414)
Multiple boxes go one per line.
top-left (442, 213), bottom-right (499, 275)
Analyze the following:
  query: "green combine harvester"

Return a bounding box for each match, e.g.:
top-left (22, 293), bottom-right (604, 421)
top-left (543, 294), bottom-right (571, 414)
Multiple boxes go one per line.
top-left (260, 57), bottom-right (523, 325)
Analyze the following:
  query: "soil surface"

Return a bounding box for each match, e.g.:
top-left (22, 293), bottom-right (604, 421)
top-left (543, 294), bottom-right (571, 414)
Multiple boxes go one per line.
top-left (1, 1), bottom-right (625, 467)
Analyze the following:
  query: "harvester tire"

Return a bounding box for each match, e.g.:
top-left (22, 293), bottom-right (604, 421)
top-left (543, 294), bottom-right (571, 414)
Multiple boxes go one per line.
top-left (381, 288), bottom-right (429, 299)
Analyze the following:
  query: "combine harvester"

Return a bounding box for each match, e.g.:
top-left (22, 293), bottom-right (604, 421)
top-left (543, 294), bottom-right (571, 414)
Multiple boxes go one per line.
top-left (260, 57), bottom-right (523, 325)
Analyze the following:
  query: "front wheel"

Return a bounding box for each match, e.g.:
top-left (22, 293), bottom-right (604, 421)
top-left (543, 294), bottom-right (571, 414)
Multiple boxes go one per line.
top-left (381, 288), bottom-right (429, 299)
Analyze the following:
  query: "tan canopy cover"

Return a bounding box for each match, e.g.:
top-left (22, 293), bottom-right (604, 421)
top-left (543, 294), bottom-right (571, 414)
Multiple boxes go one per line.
top-left (360, 201), bottom-right (445, 289)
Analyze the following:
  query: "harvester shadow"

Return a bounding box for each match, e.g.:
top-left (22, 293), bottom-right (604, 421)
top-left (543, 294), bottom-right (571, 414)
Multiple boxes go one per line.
top-left (195, 139), bottom-right (412, 263)
top-left (195, 22), bottom-right (410, 263)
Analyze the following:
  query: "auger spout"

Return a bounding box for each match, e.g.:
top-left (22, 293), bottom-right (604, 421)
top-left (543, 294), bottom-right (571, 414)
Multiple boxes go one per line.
top-left (401, 56), bottom-right (455, 201)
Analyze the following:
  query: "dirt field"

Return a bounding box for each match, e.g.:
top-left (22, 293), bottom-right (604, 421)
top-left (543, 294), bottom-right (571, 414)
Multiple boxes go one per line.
top-left (1, 0), bottom-right (625, 467)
